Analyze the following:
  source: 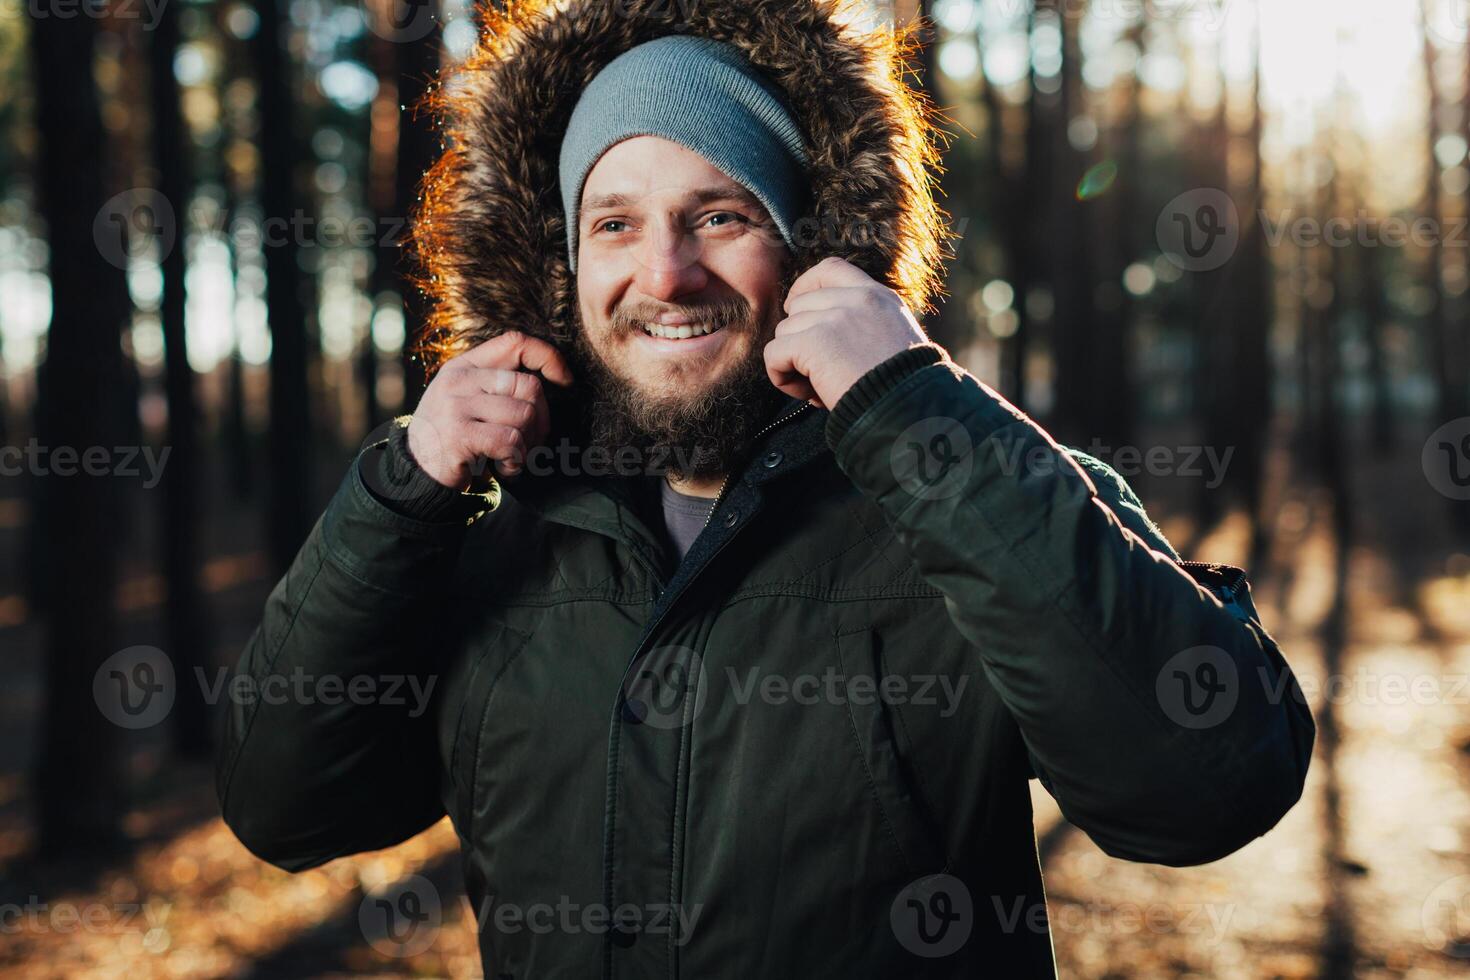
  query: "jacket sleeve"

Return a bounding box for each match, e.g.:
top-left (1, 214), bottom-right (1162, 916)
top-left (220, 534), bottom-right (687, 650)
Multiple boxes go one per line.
top-left (214, 424), bottom-right (496, 872)
top-left (825, 346), bottom-right (1315, 867)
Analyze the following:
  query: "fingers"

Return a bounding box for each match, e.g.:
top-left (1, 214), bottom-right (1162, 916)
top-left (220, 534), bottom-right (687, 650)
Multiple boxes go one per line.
top-left (459, 330), bottom-right (575, 387)
top-left (459, 422), bottom-right (530, 478)
top-left (782, 285), bottom-right (882, 317)
top-left (442, 362), bottom-right (551, 441)
top-left (763, 333), bottom-right (820, 404)
top-left (772, 310), bottom-right (830, 338)
top-left (783, 256), bottom-right (876, 309)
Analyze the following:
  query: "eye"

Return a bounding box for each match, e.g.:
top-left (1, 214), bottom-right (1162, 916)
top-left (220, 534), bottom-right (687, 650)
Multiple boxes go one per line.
top-left (594, 219), bottom-right (630, 235)
top-left (702, 212), bottom-right (748, 229)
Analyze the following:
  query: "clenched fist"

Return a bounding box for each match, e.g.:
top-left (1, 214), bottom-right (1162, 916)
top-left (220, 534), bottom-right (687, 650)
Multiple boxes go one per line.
top-left (764, 257), bottom-right (930, 410)
top-left (408, 331), bottom-right (575, 489)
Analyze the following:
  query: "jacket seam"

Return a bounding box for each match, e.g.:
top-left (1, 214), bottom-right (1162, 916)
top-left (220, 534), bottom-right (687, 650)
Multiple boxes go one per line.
top-left (218, 549), bottom-right (330, 821)
top-left (466, 626), bottom-right (536, 840)
top-left (771, 520), bottom-right (892, 589)
top-left (718, 586), bottom-right (943, 607)
top-left (836, 624), bottom-right (922, 875)
top-left (875, 639), bottom-right (944, 850)
top-left (320, 549), bottom-right (446, 599)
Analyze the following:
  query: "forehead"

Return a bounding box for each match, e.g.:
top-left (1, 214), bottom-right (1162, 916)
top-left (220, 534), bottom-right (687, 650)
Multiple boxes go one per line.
top-left (580, 135), bottom-right (760, 211)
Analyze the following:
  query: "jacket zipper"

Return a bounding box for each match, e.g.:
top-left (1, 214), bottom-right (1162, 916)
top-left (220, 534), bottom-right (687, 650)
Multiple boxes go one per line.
top-left (701, 401), bottom-right (812, 530)
top-left (604, 399), bottom-right (814, 971)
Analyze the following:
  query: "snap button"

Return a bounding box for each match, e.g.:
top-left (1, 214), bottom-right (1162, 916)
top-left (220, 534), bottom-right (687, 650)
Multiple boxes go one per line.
top-left (620, 698), bottom-right (646, 725)
top-left (610, 924), bottom-right (638, 948)
top-left (723, 510), bottom-right (739, 528)
top-left (763, 451), bottom-right (783, 469)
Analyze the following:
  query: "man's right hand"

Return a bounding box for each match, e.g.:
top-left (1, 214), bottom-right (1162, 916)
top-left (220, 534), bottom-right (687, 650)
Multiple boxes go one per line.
top-left (408, 331), bottom-right (575, 489)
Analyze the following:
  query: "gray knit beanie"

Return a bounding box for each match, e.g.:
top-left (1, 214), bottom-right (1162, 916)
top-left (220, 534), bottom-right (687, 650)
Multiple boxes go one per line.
top-left (558, 35), bottom-right (811, 273)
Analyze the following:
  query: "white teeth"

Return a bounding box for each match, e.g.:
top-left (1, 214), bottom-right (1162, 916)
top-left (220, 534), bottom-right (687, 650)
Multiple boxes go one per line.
top-left (640, 321), bottom-right (722, 340)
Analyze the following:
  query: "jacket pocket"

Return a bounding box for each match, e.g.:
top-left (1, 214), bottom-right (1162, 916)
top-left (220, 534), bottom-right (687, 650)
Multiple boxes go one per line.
top-left (443, 618), bottom-right (534, 835)
top-left (836, 625), bottom-right (949, 876)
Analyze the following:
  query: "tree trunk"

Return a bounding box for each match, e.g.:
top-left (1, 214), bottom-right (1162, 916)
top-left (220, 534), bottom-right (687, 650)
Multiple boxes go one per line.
top-left (1234, 5), bottom-right (1274, 531)
top-left (27, 3), bottom-right (130, 855)
top-left (150, 0), bottom-right (211, 758)
top-left (1193, 42), bottom-right (1234, 529)
top-left (1048, 0), bottom-right (1096, 447)
top-left (254, 0), bottom-right (315, 574)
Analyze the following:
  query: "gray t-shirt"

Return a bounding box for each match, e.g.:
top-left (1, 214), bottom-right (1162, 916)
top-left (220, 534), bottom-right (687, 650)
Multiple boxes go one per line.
top-left (659, 479), bottom-right (717, 563)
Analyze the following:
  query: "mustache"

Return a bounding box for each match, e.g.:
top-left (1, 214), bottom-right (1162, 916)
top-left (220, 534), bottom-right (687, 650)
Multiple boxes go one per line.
top-left (612, 296), bottom-right (753, 335)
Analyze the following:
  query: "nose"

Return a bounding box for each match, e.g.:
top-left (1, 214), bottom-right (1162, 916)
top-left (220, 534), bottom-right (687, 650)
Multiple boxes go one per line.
top-left (632, 215), bottom-right (709, 301)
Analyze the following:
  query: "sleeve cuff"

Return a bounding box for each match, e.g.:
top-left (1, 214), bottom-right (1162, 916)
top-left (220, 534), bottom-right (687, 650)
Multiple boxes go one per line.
top-left (359, 416), bottom-right (497, 525)
top-left (824, 342), bottom-right (948, 450)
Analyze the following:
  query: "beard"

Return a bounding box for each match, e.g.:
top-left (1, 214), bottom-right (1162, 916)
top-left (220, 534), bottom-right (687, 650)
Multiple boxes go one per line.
top-left (566, 275), bottom-right (797, 480)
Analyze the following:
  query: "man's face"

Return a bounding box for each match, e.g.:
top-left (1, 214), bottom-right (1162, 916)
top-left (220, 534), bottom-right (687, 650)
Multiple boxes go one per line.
top-left (571, 135), bottom-right (797, 476)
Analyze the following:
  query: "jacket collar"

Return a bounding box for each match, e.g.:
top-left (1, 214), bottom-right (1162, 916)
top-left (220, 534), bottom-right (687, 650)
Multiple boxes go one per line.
top-left (504, 395), bottom-right (832, 555)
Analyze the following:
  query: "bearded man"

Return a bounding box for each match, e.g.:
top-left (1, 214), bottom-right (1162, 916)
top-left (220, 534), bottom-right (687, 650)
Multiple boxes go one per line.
top-left (216, 2), bottom-right (1314, 976)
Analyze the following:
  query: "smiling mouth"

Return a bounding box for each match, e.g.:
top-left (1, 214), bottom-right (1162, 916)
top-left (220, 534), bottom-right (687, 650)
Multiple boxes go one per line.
top-left (638, 321), bottom-right (726, 340)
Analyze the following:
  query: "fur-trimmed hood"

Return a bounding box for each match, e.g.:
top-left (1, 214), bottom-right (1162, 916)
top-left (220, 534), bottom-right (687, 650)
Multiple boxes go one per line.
top-left (408, 0), bottom-right (957, 381)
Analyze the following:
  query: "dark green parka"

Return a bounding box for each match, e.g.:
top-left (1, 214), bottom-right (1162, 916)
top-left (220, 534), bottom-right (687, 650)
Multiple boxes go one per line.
top-left (216, 2), bottom-right (1314, 977)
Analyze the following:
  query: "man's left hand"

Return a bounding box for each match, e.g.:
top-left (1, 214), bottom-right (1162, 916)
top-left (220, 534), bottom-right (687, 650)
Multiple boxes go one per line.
top-left (764, 256), bottom-right (931, 410)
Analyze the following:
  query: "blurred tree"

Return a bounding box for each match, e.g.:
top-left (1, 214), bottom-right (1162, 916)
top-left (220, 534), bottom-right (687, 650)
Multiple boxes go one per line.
top-left (1319, 77), bottom-right (1352, 545)
top-left (1092, 8), bottom-right (1144, 452)
top-left (1230, 2), bottom-right (1276, 562)
top-left (364, 0), bottom-right (446, 428)
top-left (1047, 0), bottom-right (1100, 447)
top-left (150, 0), bottom-right (211, 757)
top-left (254, 0), bottom-right (315, 573)
top-left (27, 2), bottom-right (129, 853)
top-left (218, 8), bottom-right (255, 501)
top-left (1192, 34), bottom-right (1233, 529)
top-left (979, 6), bottom-right (1039, 410)
top-left (1418, 0), bottom-right (1469, 538)
top-left (1012, 3), bottom-right (1053, 411)
top-left (1361, 228), bottom-right (1395, 454)
top-left (396, 0), bottom-right (442, 414)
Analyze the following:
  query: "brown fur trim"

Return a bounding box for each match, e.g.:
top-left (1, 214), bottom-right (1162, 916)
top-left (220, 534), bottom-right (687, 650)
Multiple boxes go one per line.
top-left (406, 0), bottom-right (959, 383)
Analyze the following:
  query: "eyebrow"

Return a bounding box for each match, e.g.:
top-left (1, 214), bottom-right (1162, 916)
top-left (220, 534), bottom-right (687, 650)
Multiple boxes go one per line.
top-left (580, 185), bottom-right (761, 221)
